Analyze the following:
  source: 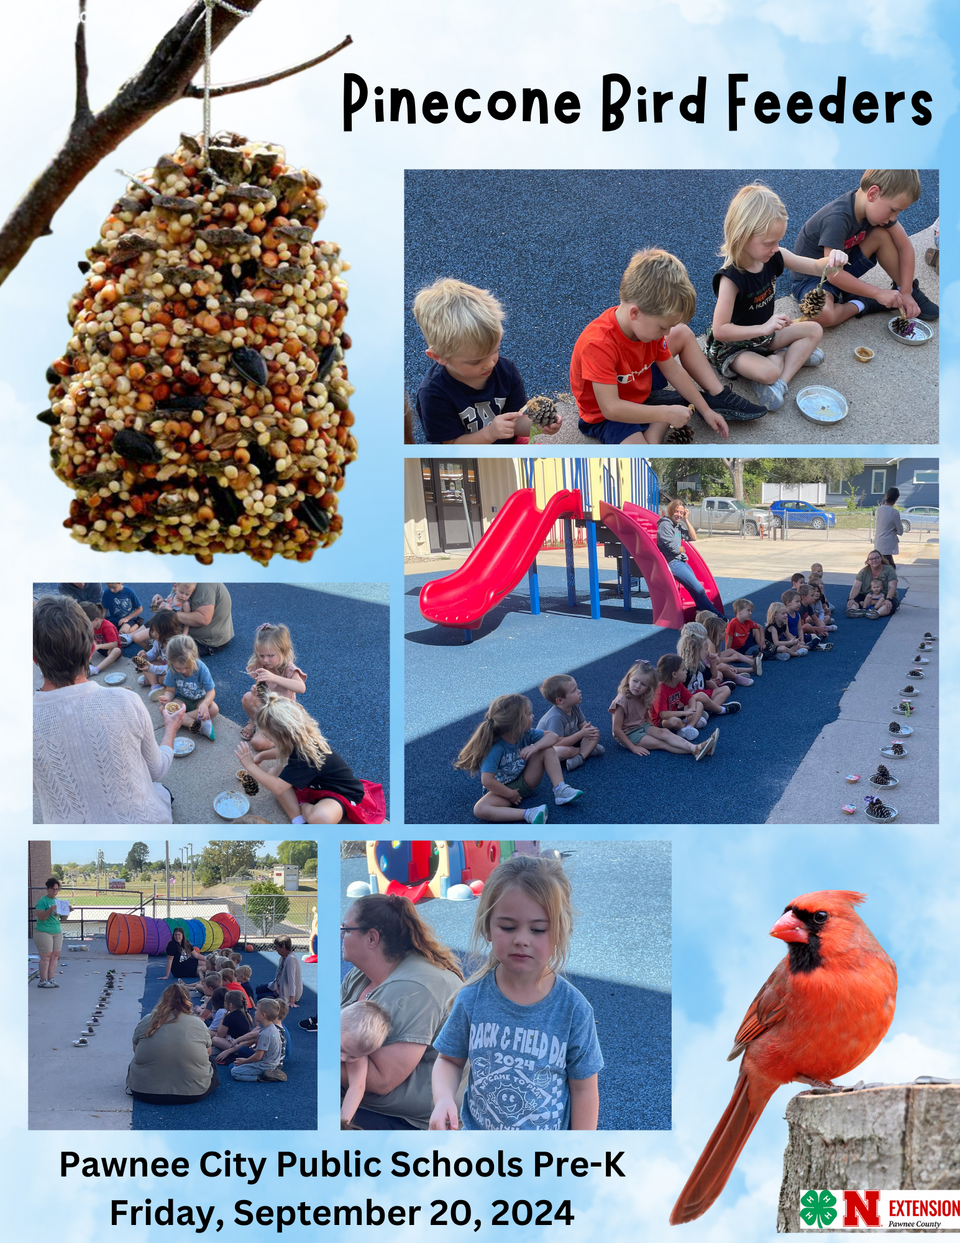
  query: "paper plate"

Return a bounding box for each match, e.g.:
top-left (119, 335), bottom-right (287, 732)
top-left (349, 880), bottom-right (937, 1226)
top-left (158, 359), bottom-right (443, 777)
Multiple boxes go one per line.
top-left (173, 738), bottom-right (195, 757)
top-left (214, 791), bottom-right (250, 820)
top-left (104, 672), bottom-right (126, 685)
top-left (796, 385), bottom-right (848, 425)
top-left (886, 317), bottom-right (933, 345)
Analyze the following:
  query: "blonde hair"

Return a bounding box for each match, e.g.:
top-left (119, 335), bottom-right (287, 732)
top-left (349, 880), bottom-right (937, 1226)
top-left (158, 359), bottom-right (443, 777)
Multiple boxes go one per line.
top-left (732, 598), bottom-right (754, 614)
top-left (341, 999), bottom-right (392, 1055)
top-left (255, 694), bottom-right (331, 771)
top-left (720, 183), bottom-right (788, 271)
top-left (616, 660), bottom-right (658, 713)
top-left (467, 855), bottom-right (574, 990)
top-left (248, 623), bottom-right (295, 674)
top-left (766, 601), bottom-right (787, 625)
top-left (620, 248), bottom-right (696, 322)
top-left (677, 621), bottom-right (708, 672)
top-left (540, 674), bottom-right (575, 705)
top-left (257, 998), bottom-right (281, 1022)
top-left (696, 611), bottom-right (726, 650)
top-left (203, 972), bottom-right (222, 991)
top-left (412, 278), bottom-right (504, 359)
top-left (145, 983), bottom-right (194, 1037)
top-left (860, 170), bottom-right (921, 202)
top-left (454, 694), bottom-right (531, 777)
top-left (236, 964), bottom-right (252, 982)
top-left (166, 634), bottom-right (199, 674)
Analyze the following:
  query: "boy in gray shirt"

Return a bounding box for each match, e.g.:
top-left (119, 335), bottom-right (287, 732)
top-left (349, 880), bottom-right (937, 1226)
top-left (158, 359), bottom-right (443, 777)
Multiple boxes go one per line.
top-left (537, 676), bottom-right (604, 773)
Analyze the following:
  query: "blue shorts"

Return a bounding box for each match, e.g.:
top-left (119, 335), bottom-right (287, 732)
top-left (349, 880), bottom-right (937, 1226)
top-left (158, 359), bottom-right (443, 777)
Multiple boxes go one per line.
top-left (792, 245), bottom-right (877, 305)
top-left (578, 370), bottom-right (677, 444)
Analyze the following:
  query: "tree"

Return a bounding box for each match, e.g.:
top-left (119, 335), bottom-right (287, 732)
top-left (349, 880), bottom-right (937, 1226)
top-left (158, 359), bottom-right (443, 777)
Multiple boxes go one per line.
top-left (765, 459), bottom-right (865, 486)
top-left (195, 840), bottom-right (263, 887)
top-left (247, 880), bottom-right (290, 935)
top-left (0, 1), bottom-right (352, 286)
top-left (51, 863), bottom-right (65, 882)
top-left (277, 841), bottom-right (318, 870)
top-left (124, 842), bottom-right (150, 873)
top-left (302, 857), bottom-right (318, 877)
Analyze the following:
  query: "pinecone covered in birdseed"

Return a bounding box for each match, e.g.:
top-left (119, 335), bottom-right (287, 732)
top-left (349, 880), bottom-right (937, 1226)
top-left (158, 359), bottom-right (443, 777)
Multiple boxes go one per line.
top-left (521, 395), bottom-right (559, 427)
top-left (236, 769), bottom-right (260, 797)
top-left (665, 424), bottom-right (694, 445)
top-left (42, 132), bottom-right (356, 565)
top-left (795, 287), bottom-right (826, 321)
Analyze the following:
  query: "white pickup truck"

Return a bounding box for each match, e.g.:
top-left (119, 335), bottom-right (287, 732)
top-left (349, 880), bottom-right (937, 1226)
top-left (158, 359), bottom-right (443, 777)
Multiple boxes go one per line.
top-left (682, 497), bottom-right (770, 537)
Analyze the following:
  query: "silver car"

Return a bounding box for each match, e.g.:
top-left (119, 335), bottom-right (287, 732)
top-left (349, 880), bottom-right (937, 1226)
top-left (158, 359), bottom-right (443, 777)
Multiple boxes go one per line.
top-left (899, 506), bottom-right (939, 533)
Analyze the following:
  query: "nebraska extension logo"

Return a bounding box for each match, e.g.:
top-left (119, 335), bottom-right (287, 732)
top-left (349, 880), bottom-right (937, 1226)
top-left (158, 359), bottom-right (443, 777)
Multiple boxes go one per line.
top-left (800, 1190), bottom-right (960, 1230)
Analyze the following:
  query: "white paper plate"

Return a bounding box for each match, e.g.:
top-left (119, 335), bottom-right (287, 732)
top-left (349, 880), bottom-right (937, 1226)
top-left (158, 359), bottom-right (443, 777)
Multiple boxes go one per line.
top-left (173, 738), bottom-right (195, 757)
top-left (214, 791), bottom-right (250, 819)
top-left (104, 672), bottom-right (126, 685)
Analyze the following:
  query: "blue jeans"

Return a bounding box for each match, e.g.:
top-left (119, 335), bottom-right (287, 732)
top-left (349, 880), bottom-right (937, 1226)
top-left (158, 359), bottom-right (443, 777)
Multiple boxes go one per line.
top-left (668, 558), bottom-right (724, 617)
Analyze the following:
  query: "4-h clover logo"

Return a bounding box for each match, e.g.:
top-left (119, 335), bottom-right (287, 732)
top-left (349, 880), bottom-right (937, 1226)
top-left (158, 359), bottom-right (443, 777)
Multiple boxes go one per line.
top-left (800, 1190), bottom-right (838, 1228)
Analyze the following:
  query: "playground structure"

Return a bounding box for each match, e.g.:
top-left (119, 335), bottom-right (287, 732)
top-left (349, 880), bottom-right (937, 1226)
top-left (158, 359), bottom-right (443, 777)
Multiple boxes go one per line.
top-left (105, 911), bottom-right (241, 955)
top-left (418, 458), bottom-right (721, 639)
top-left (365, 840), bottom-right (540, 902)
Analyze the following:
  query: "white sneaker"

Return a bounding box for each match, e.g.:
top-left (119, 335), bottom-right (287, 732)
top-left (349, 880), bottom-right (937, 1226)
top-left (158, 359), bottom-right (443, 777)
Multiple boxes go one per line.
top-left (148, 685), bottom-right (165, 701)
top-left (753, 653), bottom-right (762, 677)
top-left (137, 674), bottom-right (148, 686)
top-left (826, 624), bottom-right (838, 631)
top-left (524, 805), bottom-right (548, 824)
top-left (803, 347), bottom-right (825, 366)
top-left (679, 725), bottom-right (699, 741)
top-left (796, 647), bottom-right (809, 656)
top-left (553, 782), bottom-right (583, 806)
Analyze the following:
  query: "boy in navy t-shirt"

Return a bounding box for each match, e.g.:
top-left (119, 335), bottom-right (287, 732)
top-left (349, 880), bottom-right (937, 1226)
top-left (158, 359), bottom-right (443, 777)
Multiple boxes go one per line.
top-left (102, 582), bottom-right (143, 645)
top-left (413, 278), bottom-right (563, 445)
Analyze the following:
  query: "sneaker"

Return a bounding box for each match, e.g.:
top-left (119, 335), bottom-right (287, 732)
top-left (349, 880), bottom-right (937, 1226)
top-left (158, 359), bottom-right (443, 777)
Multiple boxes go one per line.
top-left (148, 685), bottom-right (165, 701)
top-left (592, 744), bottom-right (605, 757)
top-left (199, 718), bottom-right (215, 740)
top-left (137, 674), bottom-right (148, 686)
top-left (89, 665), bottom-right (99, 676)
top-left (895, 278), bottom-right (938, 321)
top-left (679, 725), bottom-right (699, 741)
top-left (553, 782), bottom-right (583, 806)
top-left (565, 754), bottom-right (584, 772)
top-left (826, 624), bottom-right (838, 631)
top-left (705, 728), bottom-right (720, 756)
top-left (720, 679), bottom-right (738, 689)
top-left (706, 385), bottom-right (768, 422)
top-left (818, 642), bottom-right (835, 651)
top-left (854, 296), bottom-right (885, 317)
top-left (775, 651), bottom-right (791, 661)
top-left (119, 634), bottom-right (132, 647)
top-left (754, 653), bottom-right (762, 677)
top-left (259, 1068), bottom-right (288, 1082)
top-left (803, 347), bottom-right (825, 367)
top-left (693, 736), bottom-right (711, 761)
top-left (751, 377), bottom-right (788, 411)
top-left (734, 674), bottom-right (754, 686)
top-left (796, 647), bottom-right (809, 656)
top-left (846, 607), bottom-right (864, 618)
top-left (299, 1017), bottom-right (318, 1032)
top-left (865, 609), bottom-right (879, 619)
top-left (721, 701), bottom-right (741, 714)
top-left (524, 805), bottom-right (548, 825)
top-left (37, 979), bottom-right (53, 988)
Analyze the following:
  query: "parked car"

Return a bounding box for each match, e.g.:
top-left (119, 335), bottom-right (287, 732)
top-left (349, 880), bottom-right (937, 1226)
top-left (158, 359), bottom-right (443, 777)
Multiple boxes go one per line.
top-left (899, 506), bottom-right (938, 533)
top-left (682, 497), bottom-right (771, 537)
top-left (767, 500), bottom-right (836, 530)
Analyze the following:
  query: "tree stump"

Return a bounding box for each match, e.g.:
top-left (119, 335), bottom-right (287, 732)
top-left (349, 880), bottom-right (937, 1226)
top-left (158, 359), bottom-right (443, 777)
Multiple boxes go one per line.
top-left (778, 1082), bottom-right (960, 1232)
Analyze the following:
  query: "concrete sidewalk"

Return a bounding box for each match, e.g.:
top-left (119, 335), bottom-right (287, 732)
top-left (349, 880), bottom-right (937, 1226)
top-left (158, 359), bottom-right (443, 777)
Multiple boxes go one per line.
top-left (549, 225), bottom-right (938, 446)
top-left (28, 939), bottom-right (145, 1130)
top-left (767, 559), bottom-right (939, 825)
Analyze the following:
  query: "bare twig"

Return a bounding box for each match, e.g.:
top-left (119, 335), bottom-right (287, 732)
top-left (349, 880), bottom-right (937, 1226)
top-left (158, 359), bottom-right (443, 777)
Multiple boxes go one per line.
top-left (183, 34), bottom-right (353, 98)
top-left (0, 0), bottom-right (351, 288)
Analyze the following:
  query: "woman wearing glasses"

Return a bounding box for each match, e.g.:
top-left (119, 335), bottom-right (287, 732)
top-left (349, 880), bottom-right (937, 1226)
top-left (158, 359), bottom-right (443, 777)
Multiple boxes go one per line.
top-left (340, 893), bottom-right (463, 1129)
top-left (846, 550), bottom-right (899, 618)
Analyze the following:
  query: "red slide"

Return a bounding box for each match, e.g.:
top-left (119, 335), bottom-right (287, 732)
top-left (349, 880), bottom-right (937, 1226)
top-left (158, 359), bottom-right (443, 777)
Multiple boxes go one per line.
top-left (600, 500), bottom-right (723, 628)
top-left (420, 488), bottom-right (583, 631)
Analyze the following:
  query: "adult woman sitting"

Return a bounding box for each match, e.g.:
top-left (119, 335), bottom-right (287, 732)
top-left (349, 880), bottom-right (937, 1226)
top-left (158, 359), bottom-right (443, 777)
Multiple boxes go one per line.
top-left (33, 596), bottom-right (185, 824)
top-left (340, 893), bottom-right (463, 1129)
top-left (34, 878), bottom-right (70, 989)
top-left (656, 500), bottom-right (725, 618)
top-left (846, 550), bottom-right (899, 618)
top-left (874, 487), bottom-right (904, 570)
top-left (126, 984), bottom-right (218, 1104)
top-left (160, 927), bottom-right (205, 983)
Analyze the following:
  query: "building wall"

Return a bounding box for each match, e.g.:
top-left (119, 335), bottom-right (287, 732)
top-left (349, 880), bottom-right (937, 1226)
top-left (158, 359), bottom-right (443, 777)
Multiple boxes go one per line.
top-left (825, 459), bottom-right (939, 508)
top-left (404, 458), bottom-right (518, 555)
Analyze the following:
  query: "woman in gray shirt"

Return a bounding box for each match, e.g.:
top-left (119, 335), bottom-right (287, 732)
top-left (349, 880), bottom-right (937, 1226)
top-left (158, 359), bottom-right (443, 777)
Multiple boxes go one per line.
top-left (874, 488), bottom-right (904, 570)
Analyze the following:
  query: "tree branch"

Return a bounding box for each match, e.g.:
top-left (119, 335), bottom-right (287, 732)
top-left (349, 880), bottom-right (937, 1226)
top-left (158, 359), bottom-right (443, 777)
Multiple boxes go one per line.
top-left (182, 34), bottom-right (353, 98)
top-left (0, 0), bottom-right (349, 289)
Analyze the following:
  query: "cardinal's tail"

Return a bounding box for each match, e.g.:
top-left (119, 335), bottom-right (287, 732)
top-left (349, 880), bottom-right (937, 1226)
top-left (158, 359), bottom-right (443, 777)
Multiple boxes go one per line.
top-left (669, 1069), bottom-right (775, 1225)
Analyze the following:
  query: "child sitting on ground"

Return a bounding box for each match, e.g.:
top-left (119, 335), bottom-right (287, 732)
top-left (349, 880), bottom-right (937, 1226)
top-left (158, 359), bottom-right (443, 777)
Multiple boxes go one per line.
top-left (655, 654), bottom-right (731, 742)
top-left (137, 609), bottom-right (182, 695)
top-left (235, 694), bottom-right (386, 825)
top-left (236, 964), bottom-right (255, 1005)
top-left (537, 675), bottom-right (604, 772)
top-left (724, 598), bottom-right (764, 676)
top-left (230, 998), bottom-right (288, 1081)
top-left (570, 248), bottom-right (767, 447)
top-left (610, 660), bottom-right (714, 761)
top-left (150, 585), bottom-right (192, 618)
top-left (341, 999), bottom-right (392, 1128)
top-left (791, 170), bottom-right (937, 327)
top-left (158, 634), bottom-right (218, 739)
top-left (783, 590), bottom-right (831, 651)
top-left (862, 577), bottom-right (887, 612)
top-left (240, 622), bottom-right (307, 743)
top-left (454, 694), bottom-right (583, 827)
top-left (101, 583), bottom-right (142, 645)
top-left (79, 601), bottom-right (123, 675)
top-left (194, 973), bottom-right (224, 1022)
top-left (677, 623), bottom-right (741, 715)
top-left (790, 573), bottom-right (806, 591)
top-left (706, 183), bottom-right (847, 410)
top-left (210, 990), bottom-right (254, 1060)
top-left (808, 571), bottom-right (836, 627)
top-left (696, 612), bottom-right (752, 687)
top-left (413, 279), bottom-right (562, 445)
top-left (769, 598), bottom-right (807, 657)
top-left (220, 967), bottom-right (253, 1009)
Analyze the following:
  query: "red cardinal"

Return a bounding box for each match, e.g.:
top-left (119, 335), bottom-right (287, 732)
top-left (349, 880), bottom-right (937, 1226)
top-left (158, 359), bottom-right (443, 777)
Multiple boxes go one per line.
top-left (670, 890), bottom-right (896, 1225)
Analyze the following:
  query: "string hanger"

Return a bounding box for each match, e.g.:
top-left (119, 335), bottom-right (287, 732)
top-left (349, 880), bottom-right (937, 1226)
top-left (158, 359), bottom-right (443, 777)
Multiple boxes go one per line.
top-left (203, 0), bottom-right (252, 151)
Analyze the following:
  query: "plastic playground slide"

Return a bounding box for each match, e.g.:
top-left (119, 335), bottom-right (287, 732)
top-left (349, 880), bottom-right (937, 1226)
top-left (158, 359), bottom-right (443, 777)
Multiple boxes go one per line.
top-left (419, 488), bottom-right (584, 630)
top-left (600, 500), bottom-right (723, 628)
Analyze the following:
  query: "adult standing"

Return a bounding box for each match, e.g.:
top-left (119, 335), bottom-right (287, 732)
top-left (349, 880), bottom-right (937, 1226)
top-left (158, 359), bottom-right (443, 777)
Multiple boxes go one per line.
top-left (846, 550), bottom-right (899, 618)
top-left (34, 878), bottom-right (69, 988)
top-left (125, 985), bottom-right (218, 1104)
top-left (33, 596), bottom-right (185, 823)
top-left (170, 583), bottom-right (234, 656)
top-left (340, 893), bottom-right (463, 1130)
top-left (656, 500), bottom-right (725, 618)
top-left (255, 936), bottom-right (303, 1007)
top-left (874, 488), bottom-right (904, 570)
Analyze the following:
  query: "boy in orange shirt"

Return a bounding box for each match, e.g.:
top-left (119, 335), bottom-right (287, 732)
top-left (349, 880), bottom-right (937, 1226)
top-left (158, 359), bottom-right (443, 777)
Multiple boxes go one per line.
top-left (724, 598), bottom-right (764, 675)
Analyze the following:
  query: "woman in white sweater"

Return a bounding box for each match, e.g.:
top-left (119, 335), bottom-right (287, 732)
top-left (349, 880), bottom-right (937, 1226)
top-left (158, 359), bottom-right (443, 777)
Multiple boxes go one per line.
top-left (33, 596), bottom-right (185, 823)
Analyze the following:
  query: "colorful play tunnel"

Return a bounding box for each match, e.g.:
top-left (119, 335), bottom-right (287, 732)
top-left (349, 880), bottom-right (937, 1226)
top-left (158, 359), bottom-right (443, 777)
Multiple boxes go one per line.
top-left (106, 911), bottom-right (240, 955)
top-left (366, 840), bottom-right (541, 902)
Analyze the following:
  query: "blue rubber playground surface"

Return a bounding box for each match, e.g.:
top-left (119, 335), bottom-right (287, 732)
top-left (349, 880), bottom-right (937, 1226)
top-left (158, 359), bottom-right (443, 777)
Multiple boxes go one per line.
top-left (35, 581), bottom-right (389, 812)
top-left (341, 840), bottom-right (671, 1131)
top-left (404, 168), bottom-right (938, 435)
top-left (405, 566), bottom-right (900, 825)
top-left (131, 950), bottom-right (317, 1130)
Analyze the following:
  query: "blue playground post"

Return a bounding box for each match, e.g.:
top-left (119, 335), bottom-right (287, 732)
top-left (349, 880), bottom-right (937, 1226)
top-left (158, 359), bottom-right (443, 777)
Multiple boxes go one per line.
top-left (528, 561), bottom-right (541, 615)
top-left (621, 541), bottom-right (632, 611)
top-left (586, 522), bottom-right (601, 620)
top-left (564, 519), bottom-right (577, 606)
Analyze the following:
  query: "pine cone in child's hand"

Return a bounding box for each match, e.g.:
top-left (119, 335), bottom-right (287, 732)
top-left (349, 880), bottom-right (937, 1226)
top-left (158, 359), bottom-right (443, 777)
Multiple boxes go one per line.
top-left (256, 680), bottom-right (269, 702)
top-left (891, 316), bottom-right (917, 338)
top-left (132, 651), bottom-right (150, 671)
top-left (666, 408), bottom-right (696, 445)
top-left (796, 287), bottom-right (826, 321)
top-left (521, 395), bottom-right (559, 427)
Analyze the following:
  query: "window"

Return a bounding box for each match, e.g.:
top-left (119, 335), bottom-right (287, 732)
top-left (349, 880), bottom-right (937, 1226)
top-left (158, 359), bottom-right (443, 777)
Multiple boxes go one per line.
top-left (912, 470), bottom-right (938, 485)
top-left (827, 478), bottom-right (845, 495)
top-left (871, 470), bottom-right (886, 495)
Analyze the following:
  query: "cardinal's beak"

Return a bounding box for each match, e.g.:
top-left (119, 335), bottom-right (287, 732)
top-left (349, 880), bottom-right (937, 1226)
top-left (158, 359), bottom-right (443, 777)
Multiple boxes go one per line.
top-left (770, 910), bottom-right (809, 943)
